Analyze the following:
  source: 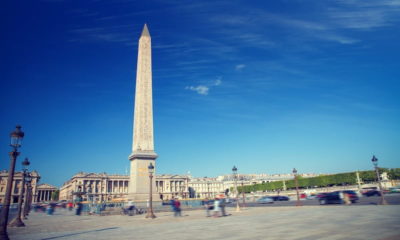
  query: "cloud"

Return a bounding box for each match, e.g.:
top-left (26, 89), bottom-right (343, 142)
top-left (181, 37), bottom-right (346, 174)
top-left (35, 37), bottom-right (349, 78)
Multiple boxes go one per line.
top-left (328, 0), bottom-right (400, 30)
top-left (235, 64), bottom-right (246, 71)
top-left (213, 77), bottom-right (222, 86)
top-left (186, 77), bottom-right (222, 95)
top-left (185, 85), bottom-right (209, 95)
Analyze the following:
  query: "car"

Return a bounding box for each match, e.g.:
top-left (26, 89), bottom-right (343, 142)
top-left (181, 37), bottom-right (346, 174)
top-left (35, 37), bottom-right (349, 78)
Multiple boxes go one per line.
top-left (316, 192), bottom-right (329, 199)
top-left (362, 190), bottom-right (381, 197)
top-left (270, 196), bottom-right (289, 201)
top-left (319, 190), bottom-right (359, 205)
top-left (389, 186), bottom-right (400, 193)
top-left (257, 196), bottom-right (274, 204)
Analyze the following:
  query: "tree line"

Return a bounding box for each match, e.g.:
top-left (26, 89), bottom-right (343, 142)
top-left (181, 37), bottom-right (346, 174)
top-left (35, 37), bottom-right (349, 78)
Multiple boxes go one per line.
top-left (236, 168), bottom-right (400, 193)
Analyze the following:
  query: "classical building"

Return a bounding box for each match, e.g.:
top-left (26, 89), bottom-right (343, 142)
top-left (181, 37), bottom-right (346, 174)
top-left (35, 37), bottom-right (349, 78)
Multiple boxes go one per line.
top-left (59, 172), bottom-right (229, 202)
top-left (0, 170), bottom-right (40, 204)
top-left (156, 175), bottom-right (189, 200)
top-left (188, 177), bottom-right (228, 199)
top-left (59, 172), bottom-right (129, 202)
top-left (60, 172), bottom-right (228, 202)
top-left (36, 184), bottom-right (58, 202)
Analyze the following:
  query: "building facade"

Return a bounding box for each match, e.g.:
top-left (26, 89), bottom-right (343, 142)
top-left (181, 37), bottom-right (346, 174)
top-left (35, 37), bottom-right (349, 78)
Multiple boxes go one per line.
top-left (59, 173), bottom-right (239, 202)
top-left (0, 170), bottom-right (41, 204)
top-left (59, 171), bottom-right (323, 202)
top-left (36, 184), bottom-right (58, 202)
top-left (59, 172), bottom-right (129, 202)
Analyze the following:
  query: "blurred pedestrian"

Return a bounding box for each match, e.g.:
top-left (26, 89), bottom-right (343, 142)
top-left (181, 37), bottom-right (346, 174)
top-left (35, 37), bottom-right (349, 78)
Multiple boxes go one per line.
top-left (220, 197), bottom-right (227, 216)
top-left (343, 193), bottom-right (351, 205)
top-left (203, 198), bottom-right (212, 217)
top-left (75, 202), bottom-right (83, 216)
top-left (213, 197), bottom-right (220, 218)
top-left (67, 202), bottom-right (73, 211)
top-left (126, 201), bottom-right (136, 216)
top-left (169, 198), bottom-right (175, 213)
top-left (173, 198), bottom-right (182, 217)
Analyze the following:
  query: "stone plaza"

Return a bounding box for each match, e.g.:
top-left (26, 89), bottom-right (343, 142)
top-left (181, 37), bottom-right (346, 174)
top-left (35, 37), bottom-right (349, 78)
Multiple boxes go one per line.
top-left (9, 205), bottom-right (400, 240)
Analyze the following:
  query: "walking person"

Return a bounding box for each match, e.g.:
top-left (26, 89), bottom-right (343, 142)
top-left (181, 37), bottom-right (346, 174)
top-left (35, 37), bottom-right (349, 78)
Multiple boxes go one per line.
top-left (220, 197), bottom-right (227, 216)
top-left (75, 202), bottom-right (83, 216)
top-left (343, 192), bottom-right (351, 205)
top-left (213, 197), bottom-right (221, 218)
top-left (203, 198), bottom-right (213, 217)
top-left (169, 198), bottom-right (176, 214)
top-left (173, 198), bottom-right (182, 217)
top-left (67, 202), bottom-right (73, 211)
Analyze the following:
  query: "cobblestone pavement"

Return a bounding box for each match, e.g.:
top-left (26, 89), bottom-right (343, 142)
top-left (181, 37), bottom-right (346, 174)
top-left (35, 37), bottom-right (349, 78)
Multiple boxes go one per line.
top-left (8, 205), bottom-right (400, 240)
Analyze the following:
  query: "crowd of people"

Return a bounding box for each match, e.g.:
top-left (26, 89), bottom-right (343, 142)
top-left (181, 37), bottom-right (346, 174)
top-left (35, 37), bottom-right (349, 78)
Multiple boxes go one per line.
top-left (202, 196), bottom-right (228, 217)
top-left (31, 195), bottom-right (233, 218)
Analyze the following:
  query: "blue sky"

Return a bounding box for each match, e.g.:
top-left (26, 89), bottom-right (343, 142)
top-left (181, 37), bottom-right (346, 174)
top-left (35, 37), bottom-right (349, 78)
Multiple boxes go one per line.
top-left (1, 0), bottom-right (399, 187)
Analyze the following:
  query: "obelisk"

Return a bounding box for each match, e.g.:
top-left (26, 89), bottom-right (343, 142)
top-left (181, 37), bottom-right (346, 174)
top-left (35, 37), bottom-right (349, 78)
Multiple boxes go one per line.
top-left (128, 24), bottom-right (158, 201)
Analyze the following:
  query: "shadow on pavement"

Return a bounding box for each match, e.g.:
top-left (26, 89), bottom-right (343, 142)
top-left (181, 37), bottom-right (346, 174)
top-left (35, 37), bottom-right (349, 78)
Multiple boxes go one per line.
top-left (41, 227), bottom-right (119, 240)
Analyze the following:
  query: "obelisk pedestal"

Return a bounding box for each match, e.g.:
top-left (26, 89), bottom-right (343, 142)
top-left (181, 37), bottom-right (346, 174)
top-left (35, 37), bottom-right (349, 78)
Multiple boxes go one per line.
top-left (128, 24), bottom-right (160, 202)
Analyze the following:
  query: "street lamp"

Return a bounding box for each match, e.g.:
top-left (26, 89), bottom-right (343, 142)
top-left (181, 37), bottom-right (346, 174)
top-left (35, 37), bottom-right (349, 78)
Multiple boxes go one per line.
top-left (240, 176), bottom-right (246, 208)
top-left (371, 156), bottom-right (388, 205)
top-left (232, 166), bottom-right (240, 212)
top-left (23, 173), bottom-right (33, 219)
top-left (9, 158), bottom-right (30, 227)
top-left (293, 168), bottom-right (301, 206)
top-left (0, 125), bottom-right (25, 240)
top-left (207, 181), bottom-right (211, 198)
top-left (146, 163), bottom-right (156, 219)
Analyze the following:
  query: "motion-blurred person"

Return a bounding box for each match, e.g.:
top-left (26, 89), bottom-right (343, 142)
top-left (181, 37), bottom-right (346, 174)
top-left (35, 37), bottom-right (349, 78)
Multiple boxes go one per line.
top-left (75, 202), bottom-right (83, 216)
top-left (213, 197), bottom-right (220, 218)
top-left (220, 197), bottom-right (227, 216)
top-left (343, 193), bottom-right (351, 205)
top-left (173, 198), bottom-right (182, 217)
top-left (67, 202), bottom-right (73, 211)
top-left (203, 198), bottom-right (212, 217)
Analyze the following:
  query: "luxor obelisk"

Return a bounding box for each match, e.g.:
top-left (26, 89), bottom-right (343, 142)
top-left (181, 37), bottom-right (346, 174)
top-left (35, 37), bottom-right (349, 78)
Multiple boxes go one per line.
top-left (128, 24), bottom-right (159, 201)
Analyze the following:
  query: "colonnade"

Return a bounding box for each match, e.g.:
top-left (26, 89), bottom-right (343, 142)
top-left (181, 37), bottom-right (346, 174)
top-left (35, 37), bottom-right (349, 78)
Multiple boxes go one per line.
top-left (36, 190), bottom-right (55, 202)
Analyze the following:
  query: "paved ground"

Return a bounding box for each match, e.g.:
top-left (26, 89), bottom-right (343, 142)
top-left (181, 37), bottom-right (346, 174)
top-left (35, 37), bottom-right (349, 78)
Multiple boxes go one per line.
top-left (8, 205), bottom-right (400, 240)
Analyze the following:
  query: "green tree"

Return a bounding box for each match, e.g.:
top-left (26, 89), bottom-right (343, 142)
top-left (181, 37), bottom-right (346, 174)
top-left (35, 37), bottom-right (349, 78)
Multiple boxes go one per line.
top-left (51, 190), bottom-right (59, 201)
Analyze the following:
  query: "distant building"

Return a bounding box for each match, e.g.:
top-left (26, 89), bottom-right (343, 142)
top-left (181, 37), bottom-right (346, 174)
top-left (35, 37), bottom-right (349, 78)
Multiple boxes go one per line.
top-left (59, 172), bottom-right (216, 202)
top-left (59, 171), bottom-right (323, 202)
top-left (0, 170), bottom-right (41, 204)
top-left (36, 183), bottom-right (58, 202)
top-left (59, 172), bottom-right (128, 202)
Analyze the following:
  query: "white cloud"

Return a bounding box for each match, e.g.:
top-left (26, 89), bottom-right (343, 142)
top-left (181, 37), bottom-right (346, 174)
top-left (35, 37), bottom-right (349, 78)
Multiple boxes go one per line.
top-left (185, 85), bottom-right (209, 95)
top-left (214, 77), bottom-right (222, 86)
top-left (235, 64), bottom-right (246, 71)
top-left (186, 77), bottom-right (222, 95)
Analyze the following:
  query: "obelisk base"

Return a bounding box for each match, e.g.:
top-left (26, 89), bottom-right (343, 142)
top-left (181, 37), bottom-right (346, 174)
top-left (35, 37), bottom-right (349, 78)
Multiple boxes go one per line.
top-left (128, 151), bottom-right (160, 202)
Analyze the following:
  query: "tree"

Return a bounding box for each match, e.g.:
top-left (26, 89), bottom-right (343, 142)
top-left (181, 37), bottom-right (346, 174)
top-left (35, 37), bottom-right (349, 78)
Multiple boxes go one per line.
top-left (51, 190), bottom-right (59, 201)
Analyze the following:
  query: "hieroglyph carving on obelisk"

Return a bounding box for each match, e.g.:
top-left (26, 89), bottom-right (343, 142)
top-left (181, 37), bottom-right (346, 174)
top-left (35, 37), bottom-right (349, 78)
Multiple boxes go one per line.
top-left (128, 24), bottom-right (159, 201)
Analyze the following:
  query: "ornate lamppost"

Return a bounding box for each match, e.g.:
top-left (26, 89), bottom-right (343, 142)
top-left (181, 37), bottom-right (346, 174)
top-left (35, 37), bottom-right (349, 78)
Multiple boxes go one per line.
top-left (371, 156), bottom-right (388, 205)
top-left (232, 166), bottom-right (240, 212)
top-left (240, 176), bottom-right (246, 208)
top-left (9, 158), bottom-right (30, 227)
top-left (293, 168), bottom-right (301, 206)
top-left (0, 125), bottom-right (25, 240)
top-left (23, 173), bottom-right (33, 219)
top-left (146, 163), bottom-right (156, 219)
top-left (207, 181), bottom-right (211, 198)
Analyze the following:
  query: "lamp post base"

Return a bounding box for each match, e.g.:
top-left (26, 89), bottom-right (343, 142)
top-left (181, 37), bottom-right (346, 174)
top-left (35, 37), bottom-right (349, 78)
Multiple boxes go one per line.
top-left (0, 231), bottom-right (10, 240)
top-left (8, 218), bottom-right (25, 228)
top-left (235, 202), bottom-right (241, 212)
top-left (145, 212), bottom-right (156, 219)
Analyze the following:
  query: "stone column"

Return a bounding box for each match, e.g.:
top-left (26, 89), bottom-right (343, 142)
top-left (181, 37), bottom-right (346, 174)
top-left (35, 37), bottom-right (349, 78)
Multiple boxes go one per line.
top-left (128, 24), bottom-right (159, 201)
